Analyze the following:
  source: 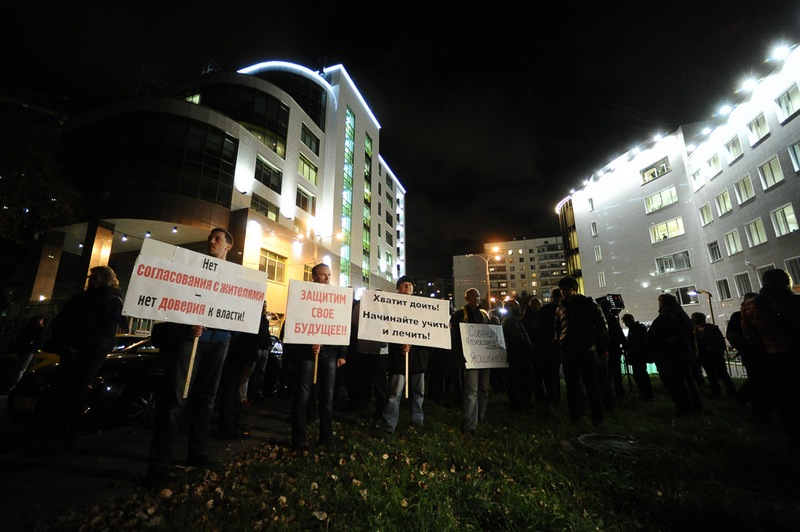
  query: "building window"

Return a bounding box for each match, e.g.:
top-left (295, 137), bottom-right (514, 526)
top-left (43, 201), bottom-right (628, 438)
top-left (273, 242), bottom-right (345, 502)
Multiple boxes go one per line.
top-left (664, 286), bottom-right (699, 306)
top-left (598, 271), bottom-right (606, 288)
top-left (789, 140), bottom-right (800, 172)
top-left (298, 154), bottom-right (318, 186)
top-left (716, 278), bottom-right (732, 300)
top-left (258, 249), bottom-right (287, 283)
top-left (747, 114), bottom-right (770, 145)
top-left (251, 194), bottom-right (279, 221)
top-left (699, 203), bottom-right (714, 226)
top-left (303, 264), bottom-right (313, 282)
top-left (725, 136), bottom-right (744, 163)
top-left (594, 246), bottom-right (602, 262)
top-left (707, 154), bottom-right (722, 178)
top-left (777, 84), bottom-right (800, 122)
top-left (296, 186), bottom-right (316, 215)
top-left (771, 203), bottom-right (799, 236)
top-left (649, 217), bottom-right (685, 243)
top-left (715, 190), bottom-right (733, 216)
top-left (734, 175), bottom-right (755, 204)
top-left (733, 272), bottom-right (753, 297)
top-left (641, 156), bottom-right (671, 184)
top-left (785, 257), bottom-right (800, 288)
top-left (723, 229), bottom-right (743, 256)
top-left (385, 230), bottom-right (393, 246)
top-left (588, 198), bottom-right (594, 211)
top-left (756, 264), bottom-right (775, 287)
top-left (644, 185), bottom-right (678, 213)
top-left (254, 156), bottom-right (282, 193)
top-left (758, 156), bottom-right (784, 189)
top-left (655, 250), bottom-right (692, 275)
top-left (691, 169), bottom-right (704, 191)
top-left (590, 221), bottom-right (598, 236)
top-left (745, 218), bottom-right (768, 247)
top-left (300, 124), bottom-right (320, 155)
top-left (708, 241), bottom-right (722, 262)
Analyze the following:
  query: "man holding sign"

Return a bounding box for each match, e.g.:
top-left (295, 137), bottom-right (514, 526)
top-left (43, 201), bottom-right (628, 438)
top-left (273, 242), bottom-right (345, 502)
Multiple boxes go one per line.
top-left (382, 276), bottom-right (431, 433)
top-left (284, 263), bottom-right (347, 451)
top-left (145, 228), bottom-right (234, 484)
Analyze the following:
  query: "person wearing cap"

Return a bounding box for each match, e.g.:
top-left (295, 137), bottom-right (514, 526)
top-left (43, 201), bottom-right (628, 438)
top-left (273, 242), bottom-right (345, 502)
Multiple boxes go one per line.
top-left (382, 275), bottom-right (431, 433)
top-left (555, 276), bottom-right (608, 424)
top-left (742, 268), bottom-right (800, 449)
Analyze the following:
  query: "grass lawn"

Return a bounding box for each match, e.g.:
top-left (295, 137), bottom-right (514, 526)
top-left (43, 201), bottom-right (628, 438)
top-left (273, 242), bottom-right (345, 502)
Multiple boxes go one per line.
top-left (41, 377), bottom-right (800, 531)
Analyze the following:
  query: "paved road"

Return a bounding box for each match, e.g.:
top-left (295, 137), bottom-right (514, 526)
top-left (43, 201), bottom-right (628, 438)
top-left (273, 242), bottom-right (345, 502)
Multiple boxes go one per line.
top-left (0, 396), bottom-right (291, 531)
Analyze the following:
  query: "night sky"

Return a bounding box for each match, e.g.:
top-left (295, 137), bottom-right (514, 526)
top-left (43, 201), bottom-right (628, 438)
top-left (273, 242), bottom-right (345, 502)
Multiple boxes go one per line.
top-left (3, 2), bottom-right (799, 277)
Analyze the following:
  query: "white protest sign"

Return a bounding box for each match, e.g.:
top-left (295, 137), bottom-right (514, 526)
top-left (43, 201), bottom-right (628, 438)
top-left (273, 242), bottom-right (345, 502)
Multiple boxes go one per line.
top-left (459, 323), bottom-right (508, 369)
top-left (122, 239), bottom-right (267, 333)
top-left (282, 280), bottom-right (353, 346)
top-left (357, 289), bottom-right (451, 349)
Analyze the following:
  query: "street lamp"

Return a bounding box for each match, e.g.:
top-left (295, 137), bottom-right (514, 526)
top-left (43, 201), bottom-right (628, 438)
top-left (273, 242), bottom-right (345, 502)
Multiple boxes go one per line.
top-left (466, 247), bottom-right (500, 310)
top-left (688, 288), bottom-right (715, 325)
top-left (308, 232), bottom-right (343, 264)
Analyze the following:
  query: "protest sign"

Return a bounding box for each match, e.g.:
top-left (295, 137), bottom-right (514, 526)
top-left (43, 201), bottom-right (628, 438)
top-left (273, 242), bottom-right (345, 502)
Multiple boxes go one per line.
top-left (282, 280), bottom-right (353, 346)
top-left (122, 239), bottom-right (267, 334)
top-left (357, 289), bottom-right (451, 349)
top-left (458, 322), bottom-right (508, 369)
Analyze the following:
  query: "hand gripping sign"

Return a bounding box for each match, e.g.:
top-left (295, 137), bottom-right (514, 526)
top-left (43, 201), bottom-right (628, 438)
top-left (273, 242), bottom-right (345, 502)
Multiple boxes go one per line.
top-left (357, 289), bottom-right (451, 396)
top-left (282, 279), bottom-right (353, 383)
top-left (123, 239), bottom-right (268, 397)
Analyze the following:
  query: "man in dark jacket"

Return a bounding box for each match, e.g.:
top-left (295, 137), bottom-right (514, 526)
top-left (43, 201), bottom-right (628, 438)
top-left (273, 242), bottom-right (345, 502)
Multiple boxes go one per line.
top-left (621, 314), bottom-right (653, 400)
top-left (531, 289), bottom-right (563, 406)
top-left (691, 312), bottom-right (736, 398)
top-left (555, 276), bottom-right (608, 424)
top-left (742, 268), bottom-right (800, 448)
top-left (647, 293), bottom-right (702, 416)
top-left (501, 299), bottom-right (534, 411)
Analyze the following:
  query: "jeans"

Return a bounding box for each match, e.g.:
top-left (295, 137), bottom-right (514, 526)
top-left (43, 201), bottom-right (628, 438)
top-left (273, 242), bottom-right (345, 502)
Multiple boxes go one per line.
top-left (383, 372), bottom-right (425, 432)
top-left (149, 337), bottom-right (229, 468)
top-left (462, 368), bottom-right (490, 430)
top-left (290, 352), bottom-right (337, 446)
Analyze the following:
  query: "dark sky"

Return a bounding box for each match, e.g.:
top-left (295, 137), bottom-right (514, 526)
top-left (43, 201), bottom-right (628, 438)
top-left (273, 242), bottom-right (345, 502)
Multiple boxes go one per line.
top-left (3, 2), bottom-right (799, 277)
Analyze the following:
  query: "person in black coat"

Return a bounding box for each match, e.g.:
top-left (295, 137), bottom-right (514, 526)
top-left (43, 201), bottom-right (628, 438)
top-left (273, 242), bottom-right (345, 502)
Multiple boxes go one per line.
top-left (621, 314), bottom-right (654, 400)
top-left (46, 266), bottom-right (127, 450)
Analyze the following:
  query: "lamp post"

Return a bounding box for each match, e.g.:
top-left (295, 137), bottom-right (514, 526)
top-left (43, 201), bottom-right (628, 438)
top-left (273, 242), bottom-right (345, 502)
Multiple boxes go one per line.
top-left (690, 288), bottom-right (715, 325)
top-left (309, 232), bottom-right (343, 264)
top-left (466, 247), bottom-right (500, 310)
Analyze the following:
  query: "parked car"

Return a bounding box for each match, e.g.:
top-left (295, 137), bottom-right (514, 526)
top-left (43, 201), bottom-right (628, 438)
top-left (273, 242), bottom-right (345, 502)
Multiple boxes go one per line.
top-left (6, 333), bottom-right (284, 429)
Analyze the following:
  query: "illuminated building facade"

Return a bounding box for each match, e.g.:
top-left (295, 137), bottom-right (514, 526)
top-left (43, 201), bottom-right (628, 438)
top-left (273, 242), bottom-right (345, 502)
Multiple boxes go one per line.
top-left (29, 61), bottom-right (406, 317)
top-left (452, 237), bottom-right (566, 308)
top-left (557, 45), bottom-right (800, 327)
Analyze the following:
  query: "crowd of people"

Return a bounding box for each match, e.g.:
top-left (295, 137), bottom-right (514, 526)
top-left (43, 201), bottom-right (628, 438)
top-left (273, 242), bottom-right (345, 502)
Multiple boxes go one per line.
top-left (36, 234), bottom-right (799, 483)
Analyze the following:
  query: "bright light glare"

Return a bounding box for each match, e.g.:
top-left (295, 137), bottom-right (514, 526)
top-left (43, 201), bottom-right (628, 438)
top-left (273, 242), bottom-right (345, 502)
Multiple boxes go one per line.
top-left (741, 78), bottom-right (758, 92)
top-left (718, 104), bottom-right (733, 115)
top-left (771, 44), bottom-right (791, 61)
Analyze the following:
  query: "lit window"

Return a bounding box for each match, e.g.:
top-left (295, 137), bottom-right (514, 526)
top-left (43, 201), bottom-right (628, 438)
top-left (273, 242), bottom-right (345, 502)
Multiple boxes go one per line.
top-left (707, 241), bottom-right (722, 262)
top-left (785, 257), bottom-right (800, 287)
top-left (655, 250), bottom-right (692, 274)
top-left (664, 286), bottom-right (699, 306)
top-left (725, 137), bottom-right (743, 162)
top-left (789, 140), bottom-right (800, 172)
top-left (777, 84), bottom-right (800, 122)
top-left (699, 203), bottom-right (714, 226)
top-left (771, 203), bottom-right (799, 236)
top-left (251, 194), bottom-right (279, 221)
top-left (716, 278), bottom-right (732, 300)
top-left (745, 218), bottom-right (768, 247)
top-left (185, 93), bottom-right (200, 104)
top-left (723, 229), bottom-right (743, 256)
top-left (707, 154), bottom-right (722, 178)
top-left (298, 154), bottom-right (318, 186)
top-left (644, 185), bottom-right (678, 213)
top-left (756, 264), bottom-right (775, 287)
top-left (258, 249), bottom-right (287, 283)
top-left (640, 156), bottom-right (671, 184)
top-left (715, 190), bottom-right (733, 216)
top-left (758, 156), bottom-right (784, 189)
top-left (734, 175), bottom-right (755, 204)
top-left (594, 246), bottom-right (602, 262)
top-left (649, 217), bottom-right (685, 243)
top-left (733, 272), bottom-right (753, 297)
top-left (747, 114), bottom-right (770, 145)
top-left (598, 271), bottom-right (606, 288)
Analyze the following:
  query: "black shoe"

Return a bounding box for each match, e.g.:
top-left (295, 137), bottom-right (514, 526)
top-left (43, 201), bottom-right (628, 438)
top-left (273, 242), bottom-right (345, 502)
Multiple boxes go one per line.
top-left (186, 454), bottom-right (212, 468)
